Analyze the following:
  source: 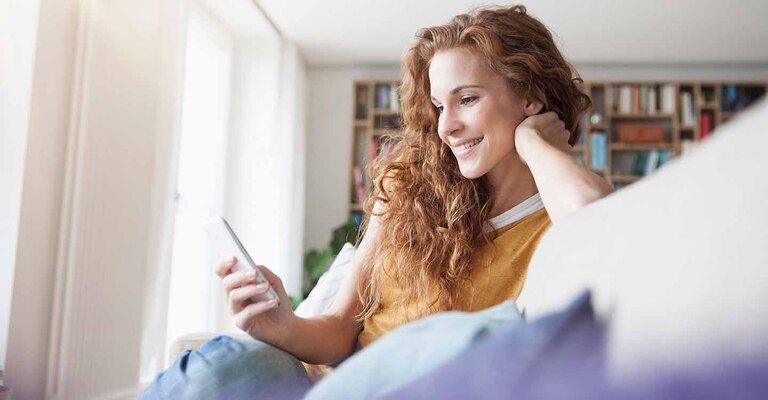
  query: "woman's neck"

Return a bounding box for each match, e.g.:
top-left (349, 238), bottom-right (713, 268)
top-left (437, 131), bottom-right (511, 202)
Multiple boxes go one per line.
top-left (486, 159), bottom-right (539, 219)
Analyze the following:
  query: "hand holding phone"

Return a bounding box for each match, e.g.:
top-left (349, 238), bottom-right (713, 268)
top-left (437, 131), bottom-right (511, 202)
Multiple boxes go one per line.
top-left (205, 217), bottom-right (278, 303)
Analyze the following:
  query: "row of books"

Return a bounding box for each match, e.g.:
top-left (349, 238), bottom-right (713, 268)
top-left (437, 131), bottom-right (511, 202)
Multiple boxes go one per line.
top-left (589, 131), bottom-right (607, 170)
top-left (630, 149), bottom-right (674, 176)
top-left (374, 83), bottom-right (401, 111)
top-left (351, 137), bottom-right (397, 204)
top-left (608, 84), bottom-right (676, 114)
top-left (721, 84), bottom-right (766, 112)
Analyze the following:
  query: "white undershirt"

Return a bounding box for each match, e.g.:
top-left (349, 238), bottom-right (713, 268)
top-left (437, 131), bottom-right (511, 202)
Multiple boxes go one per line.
top-left (486, 193), bottom-right (545, 231)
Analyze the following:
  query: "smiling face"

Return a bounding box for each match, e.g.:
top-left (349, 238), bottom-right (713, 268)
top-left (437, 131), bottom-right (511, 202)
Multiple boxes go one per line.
top-left (429, 48), bottom-right (534, 181)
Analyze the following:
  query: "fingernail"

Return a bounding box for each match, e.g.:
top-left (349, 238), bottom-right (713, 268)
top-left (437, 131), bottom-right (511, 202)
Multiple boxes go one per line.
top-left (255, 282), bottom-right (268, 291)
top-left (229, 256), bottom-right (237, 264)
top-left (245, 270), bottom-right (256, 278)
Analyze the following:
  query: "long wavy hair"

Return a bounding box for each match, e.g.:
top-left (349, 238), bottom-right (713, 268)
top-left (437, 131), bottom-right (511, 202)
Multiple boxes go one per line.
top-left (357, 5), bottom-right (591, 321)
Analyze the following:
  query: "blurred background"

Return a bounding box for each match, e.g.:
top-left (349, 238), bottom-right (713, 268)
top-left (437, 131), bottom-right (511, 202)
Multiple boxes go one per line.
top-left (1, 0), bottom-right (767, 398)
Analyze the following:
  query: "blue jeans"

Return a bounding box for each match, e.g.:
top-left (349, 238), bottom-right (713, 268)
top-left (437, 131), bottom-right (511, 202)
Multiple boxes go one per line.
top-left (140, 336), bottom-right (312, 400)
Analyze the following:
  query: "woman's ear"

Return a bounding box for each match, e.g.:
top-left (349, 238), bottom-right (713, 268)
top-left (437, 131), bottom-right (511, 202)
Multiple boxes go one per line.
top-left (523, 100), bottom-right (544, 116)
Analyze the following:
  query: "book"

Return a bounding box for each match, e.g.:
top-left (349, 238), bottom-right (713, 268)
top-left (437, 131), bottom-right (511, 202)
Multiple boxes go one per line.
top-left (700, 113), bottom-right (712, 140)
top-left (389, 85), bottom-right (400, 111)
top-left (632, 85), bottom-right (640, 113)
top-left (644, 149), bottom-right (660, 175)
top-left (352, 166), bottom-right (366, 205)
top-left (661, 84), bottom-right (676, 113)
top-left (639, 85), bottom-right (648, 113)
top-left (680, 92), bottom-right (695, 127)
top-left (590, 131), bottom-right (607, 170)
top-left (633, 151), bottom-right (648, 176)
top-left (619, 85), bottom-right (633, 114)
top-left (375, 84), bottom-right (390, 109)
top-left (648, 85), bottom-right (658, 114)
top-left (658, 150), bottom-right (674, 168)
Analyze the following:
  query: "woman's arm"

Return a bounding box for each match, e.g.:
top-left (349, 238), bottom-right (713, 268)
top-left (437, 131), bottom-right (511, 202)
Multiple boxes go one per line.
top-left (216, 208), bottom-right (381, 365)
top-left (267, 209), bottom-right (383, 365)
top-left (515, 112), bottom-right (614, 223)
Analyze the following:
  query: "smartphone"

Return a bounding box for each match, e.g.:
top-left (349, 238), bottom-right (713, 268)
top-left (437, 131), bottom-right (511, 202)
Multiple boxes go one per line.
top-left (204, 216), bottom-right (278, 303)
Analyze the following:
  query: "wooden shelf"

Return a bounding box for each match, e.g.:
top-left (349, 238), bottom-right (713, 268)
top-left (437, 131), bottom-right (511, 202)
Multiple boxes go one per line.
top-left (612, 174), bottom-right (642, 183)
top-left (611, 143), bottom-right (674, 151)
top-left (610, 113), bottom-right (675, 119)
top-left (373, 129), bottom-right (400, 136)
top-left (350, 203), bottom-right (363, 212)
top-left (572, 145), bottom-right (585, 152)
top-left (372, 109), bottom-right (400, 116)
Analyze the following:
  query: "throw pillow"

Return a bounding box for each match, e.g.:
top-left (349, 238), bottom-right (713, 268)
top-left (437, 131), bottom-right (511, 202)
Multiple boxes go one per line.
top-left (304, 300), bottom-right (523, 399)
top-left (295, 243), bottom-right (356, 318)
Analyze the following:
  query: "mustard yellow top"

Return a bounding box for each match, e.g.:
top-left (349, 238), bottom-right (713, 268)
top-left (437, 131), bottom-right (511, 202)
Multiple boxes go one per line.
top-left (357, 207), bottom-right (552, 349)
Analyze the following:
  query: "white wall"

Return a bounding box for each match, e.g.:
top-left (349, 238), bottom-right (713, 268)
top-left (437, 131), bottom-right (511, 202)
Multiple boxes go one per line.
top-left (3, 1), bottom-right (74, 397)
top-left (304, 65), bottom-right (400, 252)
top-left (6, 0), bottom-right (184, 398)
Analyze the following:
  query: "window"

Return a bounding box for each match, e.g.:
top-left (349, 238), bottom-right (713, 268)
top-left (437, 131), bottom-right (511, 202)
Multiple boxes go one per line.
top-left (165, 5), bottom-right (234, 353)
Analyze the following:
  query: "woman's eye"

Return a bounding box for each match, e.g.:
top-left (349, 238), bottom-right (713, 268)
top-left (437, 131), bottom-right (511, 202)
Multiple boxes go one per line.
top-left (435, 105), bottom-right (444, 114)
top-left (460, 96), bottom-right (478, 105)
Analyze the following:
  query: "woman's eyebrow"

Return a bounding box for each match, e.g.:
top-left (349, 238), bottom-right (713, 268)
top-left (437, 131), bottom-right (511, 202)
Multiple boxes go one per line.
top-left (431, 85), bottom-right (484, 102)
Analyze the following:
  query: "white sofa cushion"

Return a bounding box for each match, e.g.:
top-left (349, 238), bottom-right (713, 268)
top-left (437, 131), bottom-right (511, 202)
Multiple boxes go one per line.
top-left (518, 100), bottom-right (768, 383)
top-left (294, 242), bottom-right (356, 318)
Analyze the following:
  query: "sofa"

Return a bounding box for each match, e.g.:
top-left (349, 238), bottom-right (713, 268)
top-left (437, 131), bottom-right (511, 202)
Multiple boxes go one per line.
top-left (171, 99), bottom-right (768, 396)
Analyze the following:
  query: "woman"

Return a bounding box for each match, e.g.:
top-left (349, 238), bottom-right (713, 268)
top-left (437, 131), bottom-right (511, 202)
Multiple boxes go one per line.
top-left (142, 5), bottom-right (612, 399)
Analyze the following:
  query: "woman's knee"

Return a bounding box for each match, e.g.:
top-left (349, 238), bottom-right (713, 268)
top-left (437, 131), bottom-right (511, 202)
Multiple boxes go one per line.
top-left (142, 336), bottom-right (310, 399)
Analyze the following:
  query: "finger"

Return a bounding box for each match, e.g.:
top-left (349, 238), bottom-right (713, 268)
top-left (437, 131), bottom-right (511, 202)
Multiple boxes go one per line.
top-left (234, 298), bottom-right (280, 330)
top-left (222, 268), bottom-right (261, 292)
top-left (540, 111), bottom-right (559, 122)
top-left (254, 265), bottom-right (286, 294)
top-left (228, 282), bottom-right (271, 311)
top-left (214, 256), bottom-right (238, 278)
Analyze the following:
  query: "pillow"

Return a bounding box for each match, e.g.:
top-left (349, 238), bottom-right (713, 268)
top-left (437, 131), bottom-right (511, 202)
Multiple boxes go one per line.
top-left (304, 300), bottom-right (523, 399)
top-left (294, 242), bottom-right (355, 318)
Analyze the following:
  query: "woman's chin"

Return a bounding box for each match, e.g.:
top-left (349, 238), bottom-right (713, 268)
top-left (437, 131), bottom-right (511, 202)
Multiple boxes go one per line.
top-left (458, 165), bottom-right (485, 180)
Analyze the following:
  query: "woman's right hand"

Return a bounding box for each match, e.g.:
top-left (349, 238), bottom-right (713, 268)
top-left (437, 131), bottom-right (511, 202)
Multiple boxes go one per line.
top-left (214, 257), bottom-right (296, 345)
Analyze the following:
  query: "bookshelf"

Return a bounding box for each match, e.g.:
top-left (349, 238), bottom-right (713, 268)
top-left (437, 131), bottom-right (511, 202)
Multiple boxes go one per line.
top-left (350, 81), bottom-right (402, 224)
top-left (350, 80), bottom-right (767, 221)
top-left (577, 81), bottom-right (766, 189)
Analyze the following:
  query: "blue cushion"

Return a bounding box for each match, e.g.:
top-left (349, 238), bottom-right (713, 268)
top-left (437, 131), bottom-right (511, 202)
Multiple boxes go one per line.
top-left (305, 300), bottom-right (523, 399)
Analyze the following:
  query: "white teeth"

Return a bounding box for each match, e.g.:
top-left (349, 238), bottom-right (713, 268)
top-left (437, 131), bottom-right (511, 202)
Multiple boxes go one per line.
top-left (458, 138), bottom-right (482, 150)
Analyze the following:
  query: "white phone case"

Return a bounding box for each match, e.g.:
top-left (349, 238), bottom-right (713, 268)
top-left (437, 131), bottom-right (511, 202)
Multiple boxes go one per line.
top-left (204, 217), bottom-right (278, 303)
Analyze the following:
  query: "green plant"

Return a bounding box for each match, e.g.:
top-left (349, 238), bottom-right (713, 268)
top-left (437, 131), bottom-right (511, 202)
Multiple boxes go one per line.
top-left (295, 216), bottom-right (360, 308)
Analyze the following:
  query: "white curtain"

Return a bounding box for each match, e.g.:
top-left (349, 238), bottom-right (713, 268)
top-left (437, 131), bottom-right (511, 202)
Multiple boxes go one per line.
top-left (139, 2), bottom-right (307, 384)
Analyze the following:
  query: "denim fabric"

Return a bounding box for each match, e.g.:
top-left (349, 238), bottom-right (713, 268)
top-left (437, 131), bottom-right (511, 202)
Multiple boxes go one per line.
top-left (305, 300), bottom-right (524, 400)
top-left (380, 290), bottom-right (604, 399)
top-left (140, 336), bottom-right (312, 400)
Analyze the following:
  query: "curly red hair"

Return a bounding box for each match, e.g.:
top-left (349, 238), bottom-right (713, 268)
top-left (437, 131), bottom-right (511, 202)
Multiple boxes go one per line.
top-left (358, 5), bottom-right (591, 321)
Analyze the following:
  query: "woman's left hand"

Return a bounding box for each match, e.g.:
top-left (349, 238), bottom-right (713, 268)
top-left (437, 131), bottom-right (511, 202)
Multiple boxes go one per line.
top-left (515, 111), bottom-right (572, 165)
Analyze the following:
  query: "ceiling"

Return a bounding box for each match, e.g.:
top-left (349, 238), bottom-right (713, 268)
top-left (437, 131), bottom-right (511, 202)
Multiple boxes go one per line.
top-left (256, 0), bottom-right (768, 67)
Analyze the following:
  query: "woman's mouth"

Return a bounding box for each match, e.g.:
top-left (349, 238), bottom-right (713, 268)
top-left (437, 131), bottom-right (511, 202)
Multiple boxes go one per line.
top-left (454, 138), bottom-right (483, 158)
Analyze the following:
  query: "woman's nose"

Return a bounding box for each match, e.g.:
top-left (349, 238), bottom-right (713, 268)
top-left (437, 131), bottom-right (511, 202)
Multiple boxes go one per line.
top-left (438, 109), bottom-right (462, 137)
